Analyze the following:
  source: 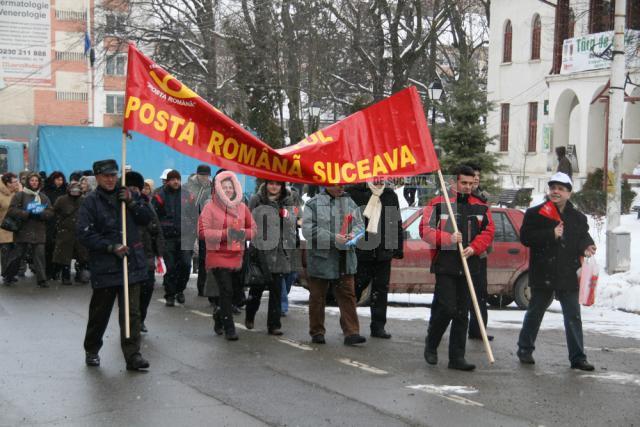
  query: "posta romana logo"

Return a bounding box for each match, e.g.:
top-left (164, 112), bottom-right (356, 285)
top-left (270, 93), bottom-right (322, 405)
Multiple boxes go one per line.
top-left (149, 66), bottom-right (197, 99)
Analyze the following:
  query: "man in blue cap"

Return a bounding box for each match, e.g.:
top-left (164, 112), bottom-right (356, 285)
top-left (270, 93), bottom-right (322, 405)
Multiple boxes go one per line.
top-left (77, 159), bottom-right (153, 371)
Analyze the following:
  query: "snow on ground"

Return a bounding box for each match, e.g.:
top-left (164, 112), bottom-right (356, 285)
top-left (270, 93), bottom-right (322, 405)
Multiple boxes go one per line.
top-left (287, 285), bottom-right (640, 341)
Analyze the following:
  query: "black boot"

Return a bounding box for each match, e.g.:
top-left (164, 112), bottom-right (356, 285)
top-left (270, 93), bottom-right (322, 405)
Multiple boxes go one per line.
top-left (448, 359), bottom-right (476, 371)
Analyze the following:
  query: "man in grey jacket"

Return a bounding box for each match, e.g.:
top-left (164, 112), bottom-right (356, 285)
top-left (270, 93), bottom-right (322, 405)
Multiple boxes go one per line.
top-left (302, 185), bottom-right (366, 346)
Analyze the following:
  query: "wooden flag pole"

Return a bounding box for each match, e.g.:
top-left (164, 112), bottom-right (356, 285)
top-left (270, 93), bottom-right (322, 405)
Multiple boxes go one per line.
top-left (121, 132), bottom-right (130, 339)
top-left (435, 169), bottom-right (495, 364)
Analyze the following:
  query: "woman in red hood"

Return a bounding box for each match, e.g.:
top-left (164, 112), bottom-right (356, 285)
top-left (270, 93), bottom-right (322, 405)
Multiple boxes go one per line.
top-left (199, 171), bottom-right (256, 340)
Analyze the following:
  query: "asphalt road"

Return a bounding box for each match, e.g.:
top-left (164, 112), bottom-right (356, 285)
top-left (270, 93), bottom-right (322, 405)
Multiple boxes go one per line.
top-left (1, 278), bottom-right (639, 427)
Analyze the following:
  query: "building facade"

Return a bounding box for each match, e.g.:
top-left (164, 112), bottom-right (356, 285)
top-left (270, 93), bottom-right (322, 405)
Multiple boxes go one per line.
top-left (487, 0), bottom-right (640, 191)
top-left (0, 0), bottom-right (127, 139)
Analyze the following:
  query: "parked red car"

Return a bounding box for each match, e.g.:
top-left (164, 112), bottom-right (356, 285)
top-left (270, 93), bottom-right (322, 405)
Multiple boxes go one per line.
top-left (389, 207), bottom-right (530, 308)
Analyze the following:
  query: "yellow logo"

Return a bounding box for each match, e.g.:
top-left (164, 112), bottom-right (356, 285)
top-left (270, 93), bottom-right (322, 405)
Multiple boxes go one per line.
top-left (149, 70), bottom-right (197, 99)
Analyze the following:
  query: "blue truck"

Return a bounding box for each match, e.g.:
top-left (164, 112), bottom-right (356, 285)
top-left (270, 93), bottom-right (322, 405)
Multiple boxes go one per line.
top-left (0, 126), bottom-right (256, 196)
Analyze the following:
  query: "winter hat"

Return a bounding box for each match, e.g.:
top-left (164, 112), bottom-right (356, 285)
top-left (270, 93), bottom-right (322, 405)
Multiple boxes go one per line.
top-left (144, 179), bottom-right (155, 192)
top-left (196, 164), bottom-right (211, 176)
top-left (160, 168), bottom-right (172, 180)
top-left (125, 171), bottom-right (145, 191)
top-left (548, 172), bottom-right (573, 192)
top-left (166, 170), bottom-right (181, 181)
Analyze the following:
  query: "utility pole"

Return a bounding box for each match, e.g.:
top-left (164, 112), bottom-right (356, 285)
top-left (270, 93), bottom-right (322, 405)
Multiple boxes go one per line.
top-left (606, 0), bottom-right (630, 273)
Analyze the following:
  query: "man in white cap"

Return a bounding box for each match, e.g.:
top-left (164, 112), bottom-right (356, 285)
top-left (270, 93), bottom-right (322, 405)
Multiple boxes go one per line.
top-left (517, 172), bottom-right (597, 371)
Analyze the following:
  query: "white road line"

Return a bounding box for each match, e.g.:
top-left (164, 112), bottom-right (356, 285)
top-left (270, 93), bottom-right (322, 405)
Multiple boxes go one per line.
top-left (276, 338), bottom-right (314, 351)
top-left (580, 371), bottom-right (640, 387)
top-left (336, 358), bottom-right (388, 375)
top-left (407, 385), bottom-right (483, 407)
top-left (585, 346), bottom-right (640, 355)
top-left (189, 310), bottom-right (211, 318)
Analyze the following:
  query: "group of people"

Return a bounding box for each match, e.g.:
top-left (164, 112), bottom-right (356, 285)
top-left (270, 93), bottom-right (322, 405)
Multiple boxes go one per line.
top-left (0, 158), bottom-right (598, 374)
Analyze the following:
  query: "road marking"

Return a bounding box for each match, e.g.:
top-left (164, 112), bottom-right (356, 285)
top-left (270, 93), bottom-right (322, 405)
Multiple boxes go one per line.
top-left (277, 338), bottom-right (314, 351)
top-left (189, 310), bottom-right (211, 318)
top-left (407, 385), bottom-right (483, 407)
top-left (581, 371), bottom-right (640, 387)
top-left (336, 358), bottom-right (388, 375)
top-left (585, 346), bottom-right (640, 355)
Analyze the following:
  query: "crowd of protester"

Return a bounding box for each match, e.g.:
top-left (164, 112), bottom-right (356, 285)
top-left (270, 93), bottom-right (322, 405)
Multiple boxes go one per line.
top-left (0, 161), bottom-right (597, 373)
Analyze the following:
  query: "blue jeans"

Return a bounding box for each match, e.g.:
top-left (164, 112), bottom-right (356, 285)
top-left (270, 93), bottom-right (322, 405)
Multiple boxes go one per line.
top-left (517, 288), bottom-right (586, 363)
top-left (281, 272), bottom-right (297, 313)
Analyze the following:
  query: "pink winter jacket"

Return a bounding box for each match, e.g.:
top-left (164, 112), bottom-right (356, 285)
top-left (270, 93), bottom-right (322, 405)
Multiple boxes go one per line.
top-left (198, 171), bottom-right (256, 270)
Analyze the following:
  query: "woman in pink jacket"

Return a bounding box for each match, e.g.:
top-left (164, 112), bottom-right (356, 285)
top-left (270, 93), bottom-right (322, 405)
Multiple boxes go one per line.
top-left (199, 171), bottom-right (256, 340)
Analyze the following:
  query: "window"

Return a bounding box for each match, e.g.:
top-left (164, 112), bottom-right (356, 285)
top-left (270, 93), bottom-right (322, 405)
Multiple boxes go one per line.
top-left (528, 102), bottom-right (538, 153)
top-left (105, 55), bottom-right (126, 76)
top-left (105, 14), bottom-right (126, 35)
top-left (589, 0), bottom-right (614, 33)
top-left (493, 212), bottom-right (518, 243)
top-left (629, 1), bottom-right (640, 30)
top-left (500, 104), bottom-right (510, 152)
top-left (503, 20), bottom-right (512, 63)
top-left (567, 8), bottom-right (576, 39)
top-left (552, 0), bottom-right (571, 74)
top-left (531, 15), bottom-right (541, 60)
top-left (106, 95), bottom-right (124, 114)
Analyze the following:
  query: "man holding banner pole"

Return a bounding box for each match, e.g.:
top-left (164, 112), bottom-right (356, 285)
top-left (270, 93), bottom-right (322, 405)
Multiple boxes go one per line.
top-left (77, 159), bottom-right (153, 371)
top-left (420, 165), bottom-right (495, 370)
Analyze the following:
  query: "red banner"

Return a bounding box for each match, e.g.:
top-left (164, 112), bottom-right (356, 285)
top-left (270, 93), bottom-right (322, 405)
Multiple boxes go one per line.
top-left (123, 44), bottom-right (439, 184)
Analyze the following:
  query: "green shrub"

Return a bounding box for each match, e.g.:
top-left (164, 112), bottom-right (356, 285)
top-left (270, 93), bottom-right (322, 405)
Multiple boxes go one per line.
top-left (572, 169), bottom-right (634, 215)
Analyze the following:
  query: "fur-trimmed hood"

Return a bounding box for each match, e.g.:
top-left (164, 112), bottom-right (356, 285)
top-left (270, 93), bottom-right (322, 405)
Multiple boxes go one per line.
top-left (214, 171), bottom-right (243, 208)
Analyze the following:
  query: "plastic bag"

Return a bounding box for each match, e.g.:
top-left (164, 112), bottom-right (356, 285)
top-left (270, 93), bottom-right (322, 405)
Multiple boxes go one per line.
top-left (578, 257), bottom-right (599, 306)
top-left (155, 256), bottom-right (166, 276)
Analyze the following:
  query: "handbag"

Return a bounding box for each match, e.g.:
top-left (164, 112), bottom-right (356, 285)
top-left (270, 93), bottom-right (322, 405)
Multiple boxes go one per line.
top-left (0, 215), bottom-right (22, 232)
top-left (243, 244), bottom-right (271, 286)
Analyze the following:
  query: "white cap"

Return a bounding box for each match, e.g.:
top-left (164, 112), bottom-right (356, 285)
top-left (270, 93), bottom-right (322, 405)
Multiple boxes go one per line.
top-left (548, 172), bottom-right (573, 191)
top-left (160, 168), bottom-right (172, 180)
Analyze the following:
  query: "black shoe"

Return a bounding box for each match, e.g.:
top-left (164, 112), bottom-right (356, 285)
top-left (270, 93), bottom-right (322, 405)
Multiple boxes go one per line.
top-left (268, 329), bottom-right (283, 336)
top-left (176, 293), bottom-right (185, 304)
top-left (371, 330), bottom-right (392, 339)
top-left (85, 352), bottom-right (100, 367)
top-left (37, 281), bottom-right (49, 288)
top-left (281, 312), bottom-right (287, 317)
top-left (126, 354), bottom-right (150, 371)
top-left (448, 359), bottom-right (476, 371)
top-left (571, 360), bottom-right (595, 371)
top-left (165, 298), bottom-right (175, 307)
top-left (469, 334), bottom-right (494, 341)
top-left (424, 348), bottom-right (438, 365)
top-left (344, 334), bottom-right (367, 346)
top-left (61, 278), bottom-right (73, 286)
top-left (3, 276), bottom-right (16, 286)
top-left (311, 334), bottom-right (325, 344)
top-left (232, 305), bottom-right (241, 314)
top-left (517, 351), bottom-right (535, 365)
top-left (245, 319), bottom-right (254, 330)
top-left (225, 332), bottom-right (239, 341)
top-left (140, 322), bottom-right (148, 333)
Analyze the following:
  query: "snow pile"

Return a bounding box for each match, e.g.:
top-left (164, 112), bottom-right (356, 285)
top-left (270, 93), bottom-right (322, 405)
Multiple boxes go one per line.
top-left (591, 213), bottom-right (640, 313)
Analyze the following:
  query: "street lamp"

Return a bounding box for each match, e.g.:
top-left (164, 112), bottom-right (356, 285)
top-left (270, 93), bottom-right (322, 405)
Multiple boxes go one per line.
top-left (428, 78), bottom-right (443, 126)
top-left (309, 101), bottom-right (321, 132)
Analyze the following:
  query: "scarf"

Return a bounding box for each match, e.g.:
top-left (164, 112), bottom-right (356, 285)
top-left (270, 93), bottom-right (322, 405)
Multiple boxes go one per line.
top-left (363, 182), bottom-right (384, 234)
top-left (23, 187), bottom-right (41, 204)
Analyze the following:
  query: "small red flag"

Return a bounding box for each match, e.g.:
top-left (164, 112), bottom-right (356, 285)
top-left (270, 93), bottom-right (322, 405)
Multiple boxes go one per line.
top-left (539, 200), bottom-right (561, 222)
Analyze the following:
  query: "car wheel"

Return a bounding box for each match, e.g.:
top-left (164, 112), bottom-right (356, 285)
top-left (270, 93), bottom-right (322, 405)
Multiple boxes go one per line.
top-left (487, 294), bottom-right (514, 308)
top-left (513, 273), bottom-right (530, 309)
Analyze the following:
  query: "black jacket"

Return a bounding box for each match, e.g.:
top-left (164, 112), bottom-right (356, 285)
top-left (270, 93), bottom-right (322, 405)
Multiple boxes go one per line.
top-left (152, 185), bottom-right (197, 247)
top-left (420, 192), bottom-right (495, 276)
top-left (77, 186), bottom-right (152, 289)
top-left (520, 200), bottom-right (594, 291)
top-left (347, 184), bottom-right (403, 262)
